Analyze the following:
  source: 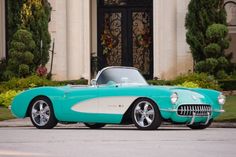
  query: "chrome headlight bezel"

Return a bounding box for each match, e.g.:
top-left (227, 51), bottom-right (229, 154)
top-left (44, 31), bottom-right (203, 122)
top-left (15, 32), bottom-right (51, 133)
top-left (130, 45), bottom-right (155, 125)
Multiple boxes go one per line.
top-left (218, 94), bottom-right (226, 105)
top-left (170, 92), bottom-right (178, 104)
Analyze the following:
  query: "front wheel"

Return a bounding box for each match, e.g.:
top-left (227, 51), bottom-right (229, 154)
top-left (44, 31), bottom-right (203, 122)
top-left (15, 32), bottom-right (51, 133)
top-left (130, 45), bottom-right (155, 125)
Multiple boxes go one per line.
top-left (132, 98), bottom-right (162, 130)
top-left (187, 119), bottom-right (212, 130)
top-left (84, 123), bottom-right (106, 129)
top-left (29, 97), bottom-right (58, 129)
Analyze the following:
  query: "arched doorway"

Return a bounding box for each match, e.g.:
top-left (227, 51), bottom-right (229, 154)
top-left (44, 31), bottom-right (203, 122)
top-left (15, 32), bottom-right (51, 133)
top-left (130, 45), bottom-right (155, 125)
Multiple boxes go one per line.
top-left (97, 0), bottom-right (153, 79)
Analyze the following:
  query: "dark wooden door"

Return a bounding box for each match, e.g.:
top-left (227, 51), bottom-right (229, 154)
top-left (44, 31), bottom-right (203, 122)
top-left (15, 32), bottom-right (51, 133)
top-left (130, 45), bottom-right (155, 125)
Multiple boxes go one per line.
top-left (97, 0), bottom-right (153, 79)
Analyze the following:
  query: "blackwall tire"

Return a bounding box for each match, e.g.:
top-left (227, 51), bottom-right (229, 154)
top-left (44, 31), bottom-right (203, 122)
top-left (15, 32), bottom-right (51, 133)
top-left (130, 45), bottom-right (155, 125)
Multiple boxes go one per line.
top-left (132, 98), bottom-right (161, 130)
top-left (29, 97), bottom-right (58, 129)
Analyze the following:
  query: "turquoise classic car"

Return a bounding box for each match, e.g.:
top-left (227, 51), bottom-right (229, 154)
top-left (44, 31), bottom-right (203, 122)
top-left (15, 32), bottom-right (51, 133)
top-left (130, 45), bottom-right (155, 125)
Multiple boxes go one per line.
top-left (11, 66), bottom-right (225, 130)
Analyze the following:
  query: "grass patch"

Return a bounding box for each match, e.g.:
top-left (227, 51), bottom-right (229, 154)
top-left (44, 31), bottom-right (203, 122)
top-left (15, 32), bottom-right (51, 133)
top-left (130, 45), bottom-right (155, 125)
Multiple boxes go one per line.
top-left (0, 107), bottom-right (14, 121)
top-left (215, 96), bottom-right (236, 122)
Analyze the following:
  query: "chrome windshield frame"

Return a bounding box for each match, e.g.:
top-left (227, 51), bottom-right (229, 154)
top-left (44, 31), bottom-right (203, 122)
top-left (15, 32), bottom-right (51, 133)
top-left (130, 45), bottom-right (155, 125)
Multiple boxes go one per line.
top-left (94, 66), bottom-right (148, 86)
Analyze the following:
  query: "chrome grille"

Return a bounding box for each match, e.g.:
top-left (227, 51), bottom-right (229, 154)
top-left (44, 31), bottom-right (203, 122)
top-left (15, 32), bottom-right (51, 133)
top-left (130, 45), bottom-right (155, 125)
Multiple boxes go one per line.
top-left (177, 104), bottom-right (212, 116)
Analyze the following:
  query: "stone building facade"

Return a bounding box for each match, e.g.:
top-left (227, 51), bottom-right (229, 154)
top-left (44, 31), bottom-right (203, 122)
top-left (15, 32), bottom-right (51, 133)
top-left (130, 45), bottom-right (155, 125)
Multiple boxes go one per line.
top-left (0, 0), bottom-right (235, 81)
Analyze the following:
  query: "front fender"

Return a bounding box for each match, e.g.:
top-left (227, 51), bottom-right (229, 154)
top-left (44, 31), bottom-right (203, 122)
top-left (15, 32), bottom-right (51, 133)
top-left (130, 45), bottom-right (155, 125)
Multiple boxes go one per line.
top-left (11, 87), bottom-right (65, 119)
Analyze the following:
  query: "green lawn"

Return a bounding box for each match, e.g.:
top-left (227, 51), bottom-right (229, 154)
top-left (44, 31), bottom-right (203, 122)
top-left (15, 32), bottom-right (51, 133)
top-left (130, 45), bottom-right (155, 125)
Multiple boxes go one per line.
top-left (0, 96), bottom-right (236, 122)
top-left (215, 96), bottom-right (236, 122)
top-left (0, 107), bottom-right (14, 121)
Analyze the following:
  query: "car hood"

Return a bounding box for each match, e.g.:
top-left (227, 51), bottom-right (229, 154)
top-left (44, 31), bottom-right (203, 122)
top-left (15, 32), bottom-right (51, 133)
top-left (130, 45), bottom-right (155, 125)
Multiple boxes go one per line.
top-left (166, 86), bottom-right (218, 105)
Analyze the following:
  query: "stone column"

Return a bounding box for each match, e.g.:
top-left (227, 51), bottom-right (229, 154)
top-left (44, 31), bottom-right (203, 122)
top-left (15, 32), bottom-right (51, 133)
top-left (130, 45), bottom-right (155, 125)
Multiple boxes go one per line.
top-left (154, 0), bottom-right (177, 80)
top-left (153, 0), bottom-right (160, 79)
top-left (67, 0), bottom-right (82, 80)
top-left (67, 0), bottom-right (91, 80)
top-left (176, 0), bottom-right (193, 75)
top-left (0, 0), bottom-right (5, 59)
top-left (48, 0), bottom-right (68, 80)
top-left (82, 0), bottom-right (91, 80)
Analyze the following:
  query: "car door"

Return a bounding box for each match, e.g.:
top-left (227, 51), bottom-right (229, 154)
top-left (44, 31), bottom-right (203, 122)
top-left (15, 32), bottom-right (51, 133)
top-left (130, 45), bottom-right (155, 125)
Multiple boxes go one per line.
top-left (96, 84), bottom-right (138, 123)
top-left (62, 86), bottom-right (100, 122)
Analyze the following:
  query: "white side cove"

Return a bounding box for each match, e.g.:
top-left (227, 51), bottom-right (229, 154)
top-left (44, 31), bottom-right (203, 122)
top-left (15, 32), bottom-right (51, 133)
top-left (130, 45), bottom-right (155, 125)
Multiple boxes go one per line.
top-left (71, 96), bottom-right (139, 114)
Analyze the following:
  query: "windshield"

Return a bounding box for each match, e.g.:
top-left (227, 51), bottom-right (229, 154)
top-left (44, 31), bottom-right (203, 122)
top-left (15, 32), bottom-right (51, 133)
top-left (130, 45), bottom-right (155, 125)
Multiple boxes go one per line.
top-left (96, 67), bottom-right (148, 85)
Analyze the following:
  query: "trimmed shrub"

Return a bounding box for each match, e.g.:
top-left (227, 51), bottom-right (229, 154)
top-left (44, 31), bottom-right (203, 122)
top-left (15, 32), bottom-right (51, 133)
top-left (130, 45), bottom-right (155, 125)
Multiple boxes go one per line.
top-left (7, 0), bottom-right (52, 68)
top-left (55, 79), bottom-right (88, 86)
top-left (195, 23), bottom-right (231, 76)
top-left (0, 59), bottom-right (7, 81)
top-left (177, 81), bottom-right (199, 88)
top-left (216, 70), bottom-right (229, 79)
top-left (171, 72), bottom-right (220, 90)
top-left (218, 79), bottom-right (236, 91)
top-left (230, 70), bottom-right (236, 79)
top-left (5, 29), bottom-right (35, 79)
top-left (21, 0), bottom-right (52, 66)
top-left (206, 24), bottom-right (228, 42)
top-left (18, 64), bottom-right (30, 77)
top-left (203, 43), bottom-right (221, 58)
top-left (195, 58), bottom-right (218, 74)
top-left (147, 80), bottom-right (171, 86)
top-left (185, 0), bottom-right (227, 62)
top-left (0, 75), bottom-right (88, 93)
top-left (217, 56), bottom-right (229, 70)
top-left (0, 90), bottom-right (22, 107)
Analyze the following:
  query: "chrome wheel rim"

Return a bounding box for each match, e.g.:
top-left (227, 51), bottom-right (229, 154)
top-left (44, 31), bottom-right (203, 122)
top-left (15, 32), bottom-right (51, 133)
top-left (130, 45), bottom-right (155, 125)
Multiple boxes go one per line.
top-left (31, 100), bottom-right (50, 126)
top-left (134, 101), bottom-right (155, 127)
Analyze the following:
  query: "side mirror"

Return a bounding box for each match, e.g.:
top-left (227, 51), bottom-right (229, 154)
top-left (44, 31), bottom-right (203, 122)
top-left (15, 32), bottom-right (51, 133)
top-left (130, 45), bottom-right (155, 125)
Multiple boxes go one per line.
top-left (91, 79), bottom-right (97, 86)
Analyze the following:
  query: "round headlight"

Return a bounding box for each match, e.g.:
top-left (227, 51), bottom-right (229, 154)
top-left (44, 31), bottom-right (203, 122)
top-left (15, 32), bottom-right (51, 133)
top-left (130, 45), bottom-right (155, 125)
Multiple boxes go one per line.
top-left (218, 94), bottom-right (226, 105)
top-left (170, 92), bottom-right (178, 104)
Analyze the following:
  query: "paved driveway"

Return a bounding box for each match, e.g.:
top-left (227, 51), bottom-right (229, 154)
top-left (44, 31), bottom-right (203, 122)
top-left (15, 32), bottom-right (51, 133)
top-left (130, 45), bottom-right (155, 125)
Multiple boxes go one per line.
top-left (0, 125), bottom-right (235, 157)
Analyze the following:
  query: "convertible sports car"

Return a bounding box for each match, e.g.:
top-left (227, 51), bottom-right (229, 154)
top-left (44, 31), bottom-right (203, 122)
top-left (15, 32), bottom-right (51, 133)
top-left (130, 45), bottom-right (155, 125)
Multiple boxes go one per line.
top-left (11, 66), bottom-right (225, 130)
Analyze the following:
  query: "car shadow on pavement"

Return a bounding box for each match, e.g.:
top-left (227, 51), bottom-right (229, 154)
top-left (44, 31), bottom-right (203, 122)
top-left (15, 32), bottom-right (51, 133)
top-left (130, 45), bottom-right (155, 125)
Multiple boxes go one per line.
top-left (50, 126), bottom-right (191, 131)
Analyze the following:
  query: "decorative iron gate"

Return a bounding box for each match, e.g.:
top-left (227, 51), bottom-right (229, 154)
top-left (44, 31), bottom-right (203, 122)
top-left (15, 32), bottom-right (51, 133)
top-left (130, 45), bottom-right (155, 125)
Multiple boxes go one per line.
top-left (97, 0), bottom-right (153, 79)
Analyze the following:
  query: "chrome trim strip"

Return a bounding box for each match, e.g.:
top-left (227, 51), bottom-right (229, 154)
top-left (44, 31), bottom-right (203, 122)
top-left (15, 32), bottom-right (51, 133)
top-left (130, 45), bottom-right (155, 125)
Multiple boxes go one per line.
top-left (204, 112), bottom-right (210, 125)
top-left (160, 108), bottom-right (224, 113)
top-left (188, 112), bottom-right (196, 125)
top-left (212, 109), bottom-right (225, 113)
top-left (159, 108), bottom-right (177, 112)
top-left (94, 66), bottom-right (148, 86)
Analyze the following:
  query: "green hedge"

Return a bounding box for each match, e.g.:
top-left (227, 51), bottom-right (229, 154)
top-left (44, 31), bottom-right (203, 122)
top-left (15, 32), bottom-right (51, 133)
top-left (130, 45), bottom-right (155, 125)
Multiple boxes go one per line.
top-left (0, 75), bottom-right (88, 107)
top-left (148, 73), bottom-right (220, 90)
top-left (0, 90), bottom-right (22, 107)
top-left (55, 79), bottom-right (88, 86)
top-left (0, 75), bottom-right (88, 93)
top-left (171, 73), bottom-right (220, 90)
top-left (218, 79), bottom-right (236, 91)
top-left (147, 80), bottom-right (171, 86)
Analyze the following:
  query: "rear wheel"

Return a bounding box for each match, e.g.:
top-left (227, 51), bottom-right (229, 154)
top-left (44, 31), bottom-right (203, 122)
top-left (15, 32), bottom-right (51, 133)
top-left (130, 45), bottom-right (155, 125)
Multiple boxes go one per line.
top-left (29, 97), bottom-right (58, 129)
top-left (187, 119), bottom-right (212, 130)
top-left (132, 98), bottom-right (161, 130)
top-left (84, 123), bottom-right (106, 129)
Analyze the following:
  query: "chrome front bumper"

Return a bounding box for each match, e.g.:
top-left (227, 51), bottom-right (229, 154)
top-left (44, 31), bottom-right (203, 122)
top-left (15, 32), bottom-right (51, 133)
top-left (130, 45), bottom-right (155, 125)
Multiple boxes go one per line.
top-left (160, 108), bottom-right (224, 125)
top-left (188, 111), bottom-right (210, 125)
